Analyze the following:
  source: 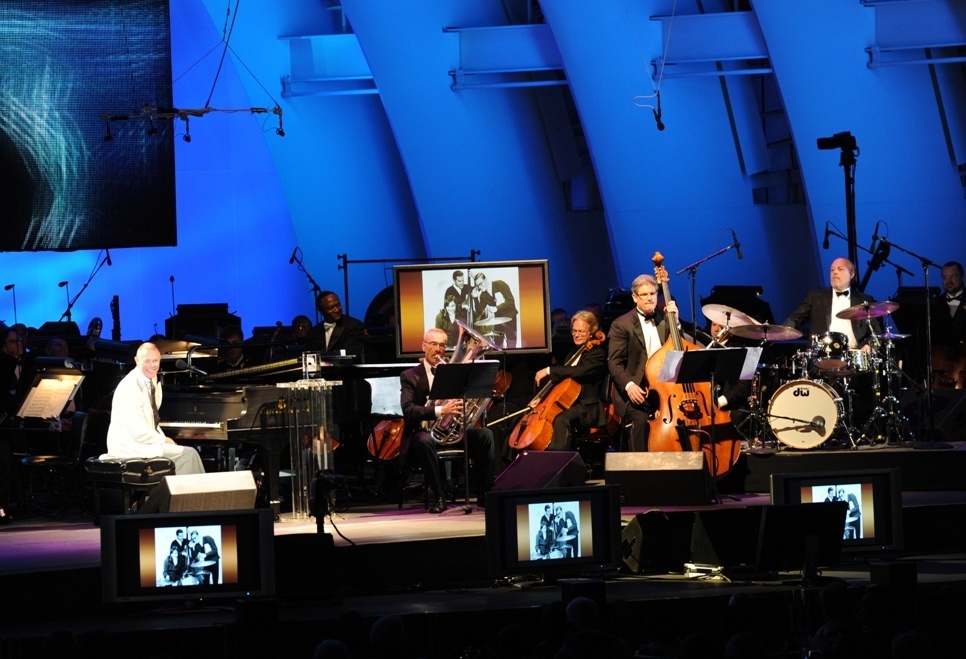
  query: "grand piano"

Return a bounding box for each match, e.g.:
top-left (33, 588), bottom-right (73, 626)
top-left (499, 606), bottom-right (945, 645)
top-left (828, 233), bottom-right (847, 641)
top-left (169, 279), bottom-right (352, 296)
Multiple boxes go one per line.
top-left (158, 355), bottom-right (413, 519)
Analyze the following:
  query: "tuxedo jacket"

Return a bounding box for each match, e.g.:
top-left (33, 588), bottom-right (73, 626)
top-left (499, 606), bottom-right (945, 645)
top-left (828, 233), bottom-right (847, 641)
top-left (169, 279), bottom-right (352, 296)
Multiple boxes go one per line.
top-left (607, 308), bottom-right (673, 416)
top-left (306, 314), bottom-right (366, 360)
top-left (399, 363), bottom-right (436, 439)
top-left (783, 287), bottom-right (881, 347)
top-left (547, 340), bottom-right (608, 409)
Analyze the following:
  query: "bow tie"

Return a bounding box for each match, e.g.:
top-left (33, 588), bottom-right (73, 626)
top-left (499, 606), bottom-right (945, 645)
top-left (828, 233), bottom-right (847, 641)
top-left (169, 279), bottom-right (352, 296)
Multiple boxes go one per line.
top-left (637, 310), bottom-right (657, 322)
top-left (430, 365), bottom-right (437, 375)
top-left (947, 293), bottom-right (963, 302)
top-left (835, 290), bottom-right (850, 298)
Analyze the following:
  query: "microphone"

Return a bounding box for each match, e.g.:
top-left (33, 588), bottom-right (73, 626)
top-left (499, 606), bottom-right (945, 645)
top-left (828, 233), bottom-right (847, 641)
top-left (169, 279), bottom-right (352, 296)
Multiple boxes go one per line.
top-left (174, 359), bottom-right (208, 376)
top-left (289, 247), bottom-right (298, 264)
top-left (58, 281), bottom-right (68, 287)
top-left (822, 222), bottom-right (831, 250)
top-left (811, 416), bottom-right (826, 432)
top-left (3, 284), bottom-right (13, 291)
top-left (105, 249), bottom-right (112, 266)
top-left (730, 229), bottom-right (743, 260)
top-left (868, 239), bottom-right (891, 272)
top-left (652, 91), bottom-right (665, 131)
top-left (867, 220), bottom-right (880, 256)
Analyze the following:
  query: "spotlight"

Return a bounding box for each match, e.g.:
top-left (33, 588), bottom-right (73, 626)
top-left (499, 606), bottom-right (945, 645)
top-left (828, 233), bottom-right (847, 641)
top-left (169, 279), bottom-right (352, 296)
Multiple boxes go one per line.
top-left (274, 106), bottom-right (285, 137)
top-left (182, 115), bottom-right (191, 143)
top-left (183, 133), bottom-right (191, 143)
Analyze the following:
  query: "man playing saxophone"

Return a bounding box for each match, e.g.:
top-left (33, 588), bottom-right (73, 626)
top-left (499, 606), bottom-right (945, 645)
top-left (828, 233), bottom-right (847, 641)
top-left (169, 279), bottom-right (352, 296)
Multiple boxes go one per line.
top-left (399, 328), bottom-right (496, 513)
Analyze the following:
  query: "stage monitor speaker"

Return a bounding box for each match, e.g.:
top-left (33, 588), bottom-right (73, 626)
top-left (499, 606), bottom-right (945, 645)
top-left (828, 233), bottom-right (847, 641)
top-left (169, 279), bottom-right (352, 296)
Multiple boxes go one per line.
top-left (491, 451), bottom-right (587, 492)
top-left (140, 471), bottom-right (257, 514)
top-left (621, 510), bottom-right (695, 574)
top-left (689, 506), bottom-right (762, 570)
top-left (604, 452), bottom-right (711, 506)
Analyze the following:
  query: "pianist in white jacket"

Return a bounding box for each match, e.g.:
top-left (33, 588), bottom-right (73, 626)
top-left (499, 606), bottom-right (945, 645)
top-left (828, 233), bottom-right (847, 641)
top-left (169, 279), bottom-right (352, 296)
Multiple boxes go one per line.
top-left (103, 342), bottom-right (205, 475)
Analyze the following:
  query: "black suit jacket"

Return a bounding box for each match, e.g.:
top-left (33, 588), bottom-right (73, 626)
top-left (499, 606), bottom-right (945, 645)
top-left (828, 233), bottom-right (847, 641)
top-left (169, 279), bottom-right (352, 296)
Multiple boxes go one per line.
top-left (783, 288), bottom-right (881, 347)
top-left (607, 309), bottom-right (673, 417)
top-left (306, 315), bottom-right (366, 360)
top-left (548, 340), bottom-right (608, 409)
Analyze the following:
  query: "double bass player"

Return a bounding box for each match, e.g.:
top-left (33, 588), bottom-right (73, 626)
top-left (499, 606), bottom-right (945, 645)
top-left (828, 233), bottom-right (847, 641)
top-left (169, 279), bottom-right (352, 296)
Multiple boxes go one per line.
top-left (607, 274), bottom-right (680, 451)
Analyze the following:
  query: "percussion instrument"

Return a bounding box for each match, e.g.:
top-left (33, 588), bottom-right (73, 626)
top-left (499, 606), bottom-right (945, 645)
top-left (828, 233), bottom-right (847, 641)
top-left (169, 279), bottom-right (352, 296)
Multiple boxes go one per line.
top-left (701, 304), bottom-right (757, 328)
top-left (474, 316), bottom-right (511, 327)
top-left (730, 324), bottom-right (803, 342)
top-left (191, 560), bottom-right (217, 568)
top-left (847, 349), bottom-right (876, 374)
top-left (811, 331), bottom-right (850, 372)
top-left (835, 300), bottom-right (899, 321)
top-left (767, 379), bottom-right (843, 449)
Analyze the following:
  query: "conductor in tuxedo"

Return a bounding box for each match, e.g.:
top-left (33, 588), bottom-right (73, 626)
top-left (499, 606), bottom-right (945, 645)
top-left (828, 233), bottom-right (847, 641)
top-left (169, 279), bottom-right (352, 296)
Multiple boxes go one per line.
top-left (399, 328), bottom-right (495, 513)
top-left (783, 257), bottom-right (882, 352)
top-left (306, 291), bottom-right (366, 361)
top-left (607, 274), bottom-right (681, 452)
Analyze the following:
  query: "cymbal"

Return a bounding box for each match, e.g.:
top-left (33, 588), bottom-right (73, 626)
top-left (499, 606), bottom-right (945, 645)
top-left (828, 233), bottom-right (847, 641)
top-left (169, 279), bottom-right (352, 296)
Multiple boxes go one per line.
top-left (730, 324), bottom-right (803, 342)
top-left (555, 534), bottom-right (576, 543)
top-left (835, 300), bottom-right (899, 320)
top-left (880, 331), bottom-right (910, 340)
top-left (474, 316), bottom-right (511, 327)
top-left (701, 304), bottom-right (757, 328)
top-left (190, 560), bottom-right (216, 567)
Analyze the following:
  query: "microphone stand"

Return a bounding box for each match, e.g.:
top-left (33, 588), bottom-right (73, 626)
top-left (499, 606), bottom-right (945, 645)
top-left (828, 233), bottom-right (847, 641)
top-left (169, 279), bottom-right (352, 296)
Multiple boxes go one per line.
top-left (292, 255), bottom-right (323, 324)
top-left (676, 243), bottom-right (739, 340)
top-left (59, 254), bottom-right (111, 323)
top-left (5, 285), bottom-right (16, 326)
top-left (825, 228), bottom-right (913, 283)
top-left (879, 238), bottom-right (949, 448)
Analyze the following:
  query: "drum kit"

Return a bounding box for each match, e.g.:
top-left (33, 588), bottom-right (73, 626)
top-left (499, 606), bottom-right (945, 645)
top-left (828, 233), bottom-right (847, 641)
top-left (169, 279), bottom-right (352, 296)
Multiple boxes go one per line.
top-left (703, 299), bottom-right (916, 451)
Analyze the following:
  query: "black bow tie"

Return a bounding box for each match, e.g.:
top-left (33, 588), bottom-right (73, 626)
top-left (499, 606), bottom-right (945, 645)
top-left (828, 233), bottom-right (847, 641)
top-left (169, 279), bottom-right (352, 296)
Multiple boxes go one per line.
top-left (637, 310), bottom-right (656, 322)
top-left (835, 290), bottom-right (850, 298)
top-left (948, 293), bottom-right (963, 302)
top-left (430, 365), bottom-right (437, 375)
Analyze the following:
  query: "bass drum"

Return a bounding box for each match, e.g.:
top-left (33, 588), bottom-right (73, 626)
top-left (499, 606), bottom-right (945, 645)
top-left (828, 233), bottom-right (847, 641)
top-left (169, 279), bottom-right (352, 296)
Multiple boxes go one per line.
top-left (767, 379), bottom-right (842, 449)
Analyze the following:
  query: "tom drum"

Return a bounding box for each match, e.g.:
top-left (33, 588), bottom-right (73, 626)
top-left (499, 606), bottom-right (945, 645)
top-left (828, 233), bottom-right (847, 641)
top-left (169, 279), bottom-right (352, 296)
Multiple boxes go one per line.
top-left (767, 379), bottom-right (843, 449)
top-left (811, 331), bottom-right (850, 372)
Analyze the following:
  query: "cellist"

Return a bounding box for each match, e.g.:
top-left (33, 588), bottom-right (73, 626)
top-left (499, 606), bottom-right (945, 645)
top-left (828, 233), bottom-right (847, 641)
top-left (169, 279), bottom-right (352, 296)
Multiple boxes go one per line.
top-left (531, 310), bottom-right (609, 451)
top-left (607, 274), bottom-right (681, 451)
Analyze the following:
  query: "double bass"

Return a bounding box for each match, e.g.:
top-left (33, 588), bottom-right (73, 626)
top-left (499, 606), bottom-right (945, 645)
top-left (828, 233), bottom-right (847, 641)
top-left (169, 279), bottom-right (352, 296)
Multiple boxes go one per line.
top-left (645, 252), bottom-right (740, 478)
top-left (507, 331), bottom-right (607, 451)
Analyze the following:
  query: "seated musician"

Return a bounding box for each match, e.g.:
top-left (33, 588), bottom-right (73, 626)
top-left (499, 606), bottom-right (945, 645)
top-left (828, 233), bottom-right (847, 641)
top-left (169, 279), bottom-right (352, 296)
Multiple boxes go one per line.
top-left (783, 257), bottom-right (882, 353)
top-left (531, 310), bottom-right (608, 451)
top-left (399, 328), bottom-right (495, 514)
top-left (103, 342), bottom-right (205, 475)
top-left (306, 291), bottom-right (366, 362)
top-left (936, 261), bottom-right (966, 387)
top-left (700, 320), bottom-right (754, 442)
top-left (215, 324), bottom-right (258, 373)
top-left (607, 274), bottom-right (681, 452)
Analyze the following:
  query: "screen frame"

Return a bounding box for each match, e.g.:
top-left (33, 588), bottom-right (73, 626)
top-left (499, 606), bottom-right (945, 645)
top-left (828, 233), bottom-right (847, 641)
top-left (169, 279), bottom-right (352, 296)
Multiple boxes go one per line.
top-left (393, 259), bottom-right (552, 358)
top-left (100, 508), bottom-right (275, 604)
top-left (484, 484), bottom-right (622, 583)
top-left (769, 467), bottom-right (904, 556)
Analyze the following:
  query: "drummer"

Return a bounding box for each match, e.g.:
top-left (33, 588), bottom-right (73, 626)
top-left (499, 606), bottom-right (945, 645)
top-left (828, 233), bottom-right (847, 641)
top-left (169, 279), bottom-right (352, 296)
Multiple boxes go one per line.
top-left (783, 257), bottom-right (882, 355)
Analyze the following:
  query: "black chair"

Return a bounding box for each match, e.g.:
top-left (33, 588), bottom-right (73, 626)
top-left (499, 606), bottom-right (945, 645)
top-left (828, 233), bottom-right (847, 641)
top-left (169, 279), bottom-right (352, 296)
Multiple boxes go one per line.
top-left (18, 411), bottom-right (89, 516)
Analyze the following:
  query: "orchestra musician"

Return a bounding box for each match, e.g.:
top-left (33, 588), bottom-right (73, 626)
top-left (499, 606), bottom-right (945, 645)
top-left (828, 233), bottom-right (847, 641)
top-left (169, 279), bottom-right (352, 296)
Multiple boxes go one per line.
top-left (531, 310), bottom-right (607, 451)
top-left (607, 274), bottom-right (680, 452)
top-left (434, 295), bottom-right (461, 348)
top-left (702, 320), bottom-right (754, 442)
top-left (444, 270), bottom-right (473, 323)
top-left (399, 328), bottom-right (495, 514)
top-left (306, 291), bottom-right (366, 361)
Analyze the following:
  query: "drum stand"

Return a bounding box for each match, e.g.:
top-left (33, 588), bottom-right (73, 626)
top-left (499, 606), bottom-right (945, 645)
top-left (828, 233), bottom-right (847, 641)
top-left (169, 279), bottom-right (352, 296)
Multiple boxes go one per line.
top-left (858, 337), bottom-right (916, 446)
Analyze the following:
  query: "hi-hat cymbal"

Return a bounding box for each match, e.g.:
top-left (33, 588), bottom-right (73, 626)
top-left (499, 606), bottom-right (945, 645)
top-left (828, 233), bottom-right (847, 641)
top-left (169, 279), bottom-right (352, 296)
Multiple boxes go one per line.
top-left (474, 316), bottom-right (511, 327)
top-left (835, 300), bottom-right (899, 320)
top-left (701, 304), bottom-right (757, 328)
top-left (730, 324), bottom-right (803, 341)
top-left (880, 331), bottom-right (910, 340)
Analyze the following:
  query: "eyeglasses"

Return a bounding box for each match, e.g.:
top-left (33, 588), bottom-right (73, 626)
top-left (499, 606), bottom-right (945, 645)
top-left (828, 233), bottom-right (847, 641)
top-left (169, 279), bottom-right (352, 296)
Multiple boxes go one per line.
top-left (424, 341), bottom-right (447, 349)
top-left (571, 330), bottom-right (590, 336)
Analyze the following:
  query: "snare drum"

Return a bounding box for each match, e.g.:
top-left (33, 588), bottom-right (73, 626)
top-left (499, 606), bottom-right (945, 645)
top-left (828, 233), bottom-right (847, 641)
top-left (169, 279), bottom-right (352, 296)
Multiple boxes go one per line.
top-left (847, 349), bottom-right (875, 373)
top-left (767, 379), bottom-right (843, 449)
top-left (811, 331), bottom-right (850, 371)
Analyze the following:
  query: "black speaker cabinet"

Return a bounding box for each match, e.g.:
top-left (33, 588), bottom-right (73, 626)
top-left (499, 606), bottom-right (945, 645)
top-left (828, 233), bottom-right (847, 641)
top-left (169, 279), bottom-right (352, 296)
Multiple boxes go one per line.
top-left (491, 451), bottom-right (587, 491)
top-left (621, 510), bottom-right (695, 574)
top-left (140, 471), bottom-right (257, 514)
top-left (604, 452), bottom-right (711, 506)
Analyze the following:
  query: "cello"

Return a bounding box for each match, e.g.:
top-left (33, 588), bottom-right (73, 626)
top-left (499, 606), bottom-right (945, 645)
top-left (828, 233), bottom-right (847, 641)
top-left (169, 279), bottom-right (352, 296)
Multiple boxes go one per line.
top-left (645, 252), bottom-right (741, 479)
top-left (507, 331), bottom-right (606, 451)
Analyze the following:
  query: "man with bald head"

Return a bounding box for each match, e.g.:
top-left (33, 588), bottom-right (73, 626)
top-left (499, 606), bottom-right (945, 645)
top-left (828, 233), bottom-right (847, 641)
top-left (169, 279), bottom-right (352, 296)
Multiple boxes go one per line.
top-left (784, 257), bottom-right (882, 353)
top-left (104, 342), bottom-right (204, 475)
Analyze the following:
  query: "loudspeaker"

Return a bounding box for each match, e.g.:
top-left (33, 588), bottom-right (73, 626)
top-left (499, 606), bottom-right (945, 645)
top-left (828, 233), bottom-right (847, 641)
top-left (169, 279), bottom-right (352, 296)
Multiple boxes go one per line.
top-left (604, 452), bottom-right (711, 506)
top-left (621, 510), bottom-right (694, 574)
top-left (491, 451), bottom-right (587, 491)
top-left (140, 471), bottom-right (257, 514)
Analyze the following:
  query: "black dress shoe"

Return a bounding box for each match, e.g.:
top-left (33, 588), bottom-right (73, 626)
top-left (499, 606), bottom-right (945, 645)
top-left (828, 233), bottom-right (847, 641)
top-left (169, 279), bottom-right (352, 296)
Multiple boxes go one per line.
top-left (428, 497), bottom-right (448, 514)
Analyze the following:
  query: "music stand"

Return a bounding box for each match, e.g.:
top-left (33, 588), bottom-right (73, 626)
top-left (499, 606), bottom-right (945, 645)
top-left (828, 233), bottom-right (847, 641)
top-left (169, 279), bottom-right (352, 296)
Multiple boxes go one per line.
top-left (429, 361), bottom-right (499, 509)
top-left (660, 348), bottom-right (755, 502)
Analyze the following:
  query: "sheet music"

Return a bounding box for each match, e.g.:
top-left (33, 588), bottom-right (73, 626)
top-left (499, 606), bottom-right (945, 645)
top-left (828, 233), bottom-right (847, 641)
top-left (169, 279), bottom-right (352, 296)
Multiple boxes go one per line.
top-left (17, 376), bottom-right (83, 419)
top-left (659, 347), bottom-right (762, 383)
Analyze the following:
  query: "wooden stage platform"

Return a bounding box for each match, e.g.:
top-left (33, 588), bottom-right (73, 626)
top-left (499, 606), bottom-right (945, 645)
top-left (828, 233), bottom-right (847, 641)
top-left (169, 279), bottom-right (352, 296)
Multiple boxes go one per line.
top-left (1, 442), bottom-right (965, 657)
